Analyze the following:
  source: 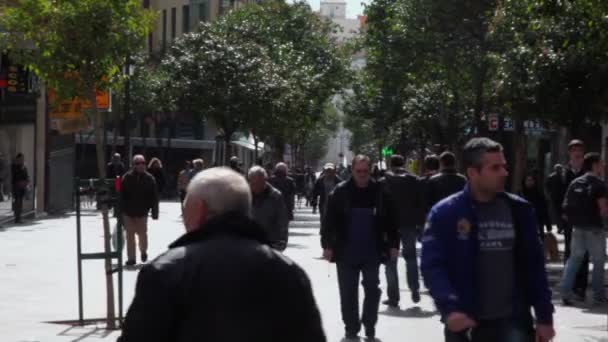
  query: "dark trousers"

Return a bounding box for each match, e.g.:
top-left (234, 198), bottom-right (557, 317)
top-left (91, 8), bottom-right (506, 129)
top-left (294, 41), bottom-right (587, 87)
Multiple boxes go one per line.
top-left (564, 225), bottom-right (589, 296)
top-left (385, 228), bottom-right (420, 304)
top-left (444, 317), bottom-right (534, 342)
top-left (336, 259), bottom-right (381, 335)
top-left (12, 189), bottom-right (24, 222)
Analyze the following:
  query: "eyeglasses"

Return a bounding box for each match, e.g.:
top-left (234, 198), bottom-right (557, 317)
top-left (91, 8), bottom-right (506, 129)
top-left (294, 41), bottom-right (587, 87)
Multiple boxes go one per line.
top-left (134, 162), bottom-right (145, 165)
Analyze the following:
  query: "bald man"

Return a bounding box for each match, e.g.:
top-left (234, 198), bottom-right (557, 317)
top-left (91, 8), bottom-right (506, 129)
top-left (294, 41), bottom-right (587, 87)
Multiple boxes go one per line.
top-left (119, 168), bottom-right (326, 342)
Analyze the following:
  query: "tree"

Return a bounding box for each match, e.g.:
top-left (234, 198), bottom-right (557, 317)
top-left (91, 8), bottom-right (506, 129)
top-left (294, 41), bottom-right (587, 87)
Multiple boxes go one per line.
top-left (1, 0), bottom-right (154, 328)
top-left (163, 22), bottom-right (284, 165)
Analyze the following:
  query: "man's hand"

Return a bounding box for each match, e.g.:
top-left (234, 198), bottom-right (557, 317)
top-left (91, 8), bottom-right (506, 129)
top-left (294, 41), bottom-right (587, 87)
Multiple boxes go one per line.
top-left (390, 248), bottom-right (400, 259)
top-left (535, 324), bottom-right (555, 342)
top-left (446, 312), bottom-right (477, 333)
top-left (323, 249), bottom-right (333, 261)
top-left (152, 214), bottom-right (159, 220)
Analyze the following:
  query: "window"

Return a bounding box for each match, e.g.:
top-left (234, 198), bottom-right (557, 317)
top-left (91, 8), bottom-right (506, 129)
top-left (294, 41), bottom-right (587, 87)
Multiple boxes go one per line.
top-left (182, 5), bottom-right (190, 33)
top-left (198, 1), bottom-right (208, 22)
top-left (171, 7), bottom-right (177, 40)
top-left (162, 9), bottom-right (167, 51)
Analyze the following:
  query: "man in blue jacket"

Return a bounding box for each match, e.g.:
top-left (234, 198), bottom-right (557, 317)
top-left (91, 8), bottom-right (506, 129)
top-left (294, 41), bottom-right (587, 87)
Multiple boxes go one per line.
top-left (421, 138), bottom-right (555, 342)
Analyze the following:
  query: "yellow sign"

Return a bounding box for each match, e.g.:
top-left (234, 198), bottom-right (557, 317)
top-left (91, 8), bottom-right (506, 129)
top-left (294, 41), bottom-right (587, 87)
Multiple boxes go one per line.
top-left (48, 89), bottom-right (110, 120)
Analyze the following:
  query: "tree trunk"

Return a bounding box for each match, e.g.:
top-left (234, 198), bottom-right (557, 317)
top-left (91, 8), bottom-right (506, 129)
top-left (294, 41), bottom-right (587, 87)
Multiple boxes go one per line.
top-left (510, 121), bottom-right (527, 194)
top-left (224, 133), bottom-right (233, 166)
top-left (474, 62), bottom-right (488, 136)
top-left (89, 88), bottom-right (116, 330)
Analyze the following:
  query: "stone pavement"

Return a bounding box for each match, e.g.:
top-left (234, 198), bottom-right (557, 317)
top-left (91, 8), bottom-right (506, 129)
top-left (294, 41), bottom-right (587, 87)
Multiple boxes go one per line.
top-left (0, 202), bottom-right (606, 342)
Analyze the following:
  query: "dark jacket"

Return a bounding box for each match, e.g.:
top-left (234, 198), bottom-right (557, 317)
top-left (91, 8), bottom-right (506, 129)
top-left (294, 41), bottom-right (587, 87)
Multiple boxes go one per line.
top-left (11, 163), bottom-right (29, 194)
top-left (120, 170), bottom-right (159, 218)
top-left (311, 175), bottom-right (342, 216)
top-left (544, 171), bottom-right (566, 214)
top-left (148, 167), bottom-right (166, 194)
top-left (321, 179), bottom-right (399, 261)
top-left (380, 168), bottom-right (426, 228)
top-left (106, 162), bottom-right (126, 180)
top-left (521, 186), bottom-right (551, 232)
top-left (421, 186), bottom-right (554, 325)
top-left (426, 169), bottom-right (467, 210)
top-left (118, 213), bottom-right (326, 342)
top-left (268, 175), bottom-right (296, 221)
top-left (252, 184), bottom-right (289, 249)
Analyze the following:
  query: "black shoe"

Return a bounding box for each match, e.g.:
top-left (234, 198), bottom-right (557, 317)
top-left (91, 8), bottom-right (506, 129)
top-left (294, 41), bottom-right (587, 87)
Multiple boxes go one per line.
top-left (382, 299), bottom-right (399, 308)
top-left (365, 327), bottom-right (375, 340)
top-left (345, 332), bottom-right (358, 340)
top-left (412, 290), bottom-right (421, 304)
top-left (562, 297), bottom-right (574, 306)
top-left (141, 253), bottom-right (148, 263)
top-left (125, 260), bottom-right (136, 267)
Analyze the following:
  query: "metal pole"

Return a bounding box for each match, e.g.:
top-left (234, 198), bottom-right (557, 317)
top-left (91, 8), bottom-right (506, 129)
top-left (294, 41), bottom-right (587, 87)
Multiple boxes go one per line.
top-left (117, 201), bottom-right (124, 325)
top-left (75, 178), bottom-right (84, 324)
top-left (123, 55), bottom-right (131, 165)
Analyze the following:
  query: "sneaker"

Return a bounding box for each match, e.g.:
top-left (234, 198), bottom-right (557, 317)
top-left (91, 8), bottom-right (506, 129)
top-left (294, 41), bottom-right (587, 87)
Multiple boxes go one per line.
top-left (592, 297), bottom-right (608, 306)
top-left (562, 297), bottom-right (574, 306)
top-left (125, 260), bottom-right (136, 267)
top-left (411, 290), bottom-right (421, 304)
top-left (382, 299), bottom-right (399, 308)
top-left (141, 253), bottom-right (148, 263)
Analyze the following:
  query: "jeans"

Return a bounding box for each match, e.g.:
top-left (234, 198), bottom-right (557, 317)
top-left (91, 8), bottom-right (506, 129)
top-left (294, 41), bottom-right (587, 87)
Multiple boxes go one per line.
top-left (444, 317), bottom-right (534, 342)
top-left (563, 224), bottom-right (590, 295)
top-left (385, 228), bottom-right (420, 304)
top-left (560, 228), bottom-right (607, 301)
top-left (337, 259), bottom-right (381, 335)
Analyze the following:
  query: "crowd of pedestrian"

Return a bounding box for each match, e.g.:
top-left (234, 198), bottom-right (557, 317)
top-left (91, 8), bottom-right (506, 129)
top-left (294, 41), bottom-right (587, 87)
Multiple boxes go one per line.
top-left (112, 136), bottom-right (606, 342)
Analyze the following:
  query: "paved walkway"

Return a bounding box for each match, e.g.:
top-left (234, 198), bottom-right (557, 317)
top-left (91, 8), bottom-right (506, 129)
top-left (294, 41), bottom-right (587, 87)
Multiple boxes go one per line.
top-left (1, 202), bottom-right (606, 341)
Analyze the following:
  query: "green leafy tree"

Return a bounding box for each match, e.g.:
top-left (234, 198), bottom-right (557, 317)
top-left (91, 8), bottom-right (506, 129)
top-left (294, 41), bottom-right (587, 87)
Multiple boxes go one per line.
top-left (1, 0), bottom-right (154, 328)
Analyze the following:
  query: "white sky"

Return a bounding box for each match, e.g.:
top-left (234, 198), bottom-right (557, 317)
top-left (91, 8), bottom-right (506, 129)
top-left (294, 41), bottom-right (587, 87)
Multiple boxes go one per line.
top-left (291, 0), bottom-right (371, 19)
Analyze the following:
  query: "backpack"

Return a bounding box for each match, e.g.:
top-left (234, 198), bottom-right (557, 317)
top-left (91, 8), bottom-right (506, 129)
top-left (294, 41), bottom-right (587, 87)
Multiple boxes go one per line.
top-left (563, 177), bottom-right (596, 226)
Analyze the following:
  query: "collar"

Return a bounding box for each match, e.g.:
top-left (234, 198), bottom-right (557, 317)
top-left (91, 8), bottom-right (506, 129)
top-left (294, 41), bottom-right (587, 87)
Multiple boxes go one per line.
top-left (441, 168), bottom-right (458, 174)
top-left (462, 184), bottom-right (509, 205)
top-left (169, 212), bottom-right (270, 249)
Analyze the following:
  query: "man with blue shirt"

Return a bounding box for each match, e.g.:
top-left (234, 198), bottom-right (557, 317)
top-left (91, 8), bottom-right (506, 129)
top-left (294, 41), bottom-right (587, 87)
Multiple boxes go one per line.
top-left (421, 138), bottom-right (555, 342)
top-left (321, 155), bottom-right (399, 341)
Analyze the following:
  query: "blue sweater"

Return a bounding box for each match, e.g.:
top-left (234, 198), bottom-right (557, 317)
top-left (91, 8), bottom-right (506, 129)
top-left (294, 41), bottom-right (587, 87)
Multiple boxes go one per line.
top-left (421, 186), bottom-right (554, 325)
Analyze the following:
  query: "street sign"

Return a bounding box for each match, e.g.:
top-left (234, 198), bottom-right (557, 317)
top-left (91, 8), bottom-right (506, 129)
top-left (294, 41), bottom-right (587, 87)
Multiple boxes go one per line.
top-left (488, 114), bottom-right (498, 131)
top-left (504, 117), bottom-right (514, 131)
top-left (381, 147), bottom-right (393, 157)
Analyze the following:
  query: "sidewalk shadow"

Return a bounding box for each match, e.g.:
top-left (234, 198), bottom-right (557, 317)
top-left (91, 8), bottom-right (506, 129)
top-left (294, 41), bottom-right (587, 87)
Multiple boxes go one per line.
top-left (287, 243), bottom-right (307, 249)
top-left (56, 325), bottom-right (113, 342)
top-left (340, 338), bottom-right (384, 342)
top-left (289, 231), bottom-right (316, 237)
top-left (122, 264), bottom-right (145, 272)
top-left (379, 306), bottom-right (437, 319)
top-left (0, 220), bottom-right (43, 232)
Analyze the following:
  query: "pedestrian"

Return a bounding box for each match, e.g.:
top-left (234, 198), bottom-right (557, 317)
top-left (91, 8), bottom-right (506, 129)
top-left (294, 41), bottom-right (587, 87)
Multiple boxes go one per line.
top-left (11, 153), bottom-right (29, 223)
top-left (545, 164), bottom-right (567, 234)
top-left (106, 153), bottom-right (126, 179)
top-left (426, 151), bottom-right (467, 209)
top-left (147, 157), bottom-right (166, 196)
top-left (0, 152), bottom-right (6, 202)
top-left (421, 137), bottom-right (555, 342)
top-left (380, 154), bottom-right (426, 308)
top-left (230, 156), bottom-right (243, 174)
top-left (321, 155), bottom-right (399, 341)
top-left (192, 158), bottom-right (204, 177)
top-left (560, 152), bottom-right (607, 306)
top-left (422, 154), bottom-right (440, 180)
top-left (248, 166), bottom-right (289, 251)
top-left (561, 139), bottom-right (589, 300)
top-left (312, 163), bottom-right (342, 221)
top-left (120, 155), bottom-right (159, 266)
top-left (304, 166), bottom-right (317, 207)
top-left (269, 162), bottom-right (296, 221)
top-left (118, 167), bottom-right (326, 342)
top-left (521, 172), bottom-right (551, 239)
top-left (177, 161), bottom-right (193, 211)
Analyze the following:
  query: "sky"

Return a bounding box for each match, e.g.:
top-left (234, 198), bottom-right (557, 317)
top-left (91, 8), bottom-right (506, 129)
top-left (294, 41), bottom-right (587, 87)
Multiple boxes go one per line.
top-left (293, 0), bottom-right (371, 19)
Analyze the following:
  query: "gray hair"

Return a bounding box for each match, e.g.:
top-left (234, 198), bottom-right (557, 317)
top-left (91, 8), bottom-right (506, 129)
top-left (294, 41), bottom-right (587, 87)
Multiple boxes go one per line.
top-left (187, 167), bottom-right (251, 218)
top-left (275, 162), bottom-right (288, 173)
top-left (462, 138), bottom-right (503, 170)
top-left (248, 165), bottom-right (268, 179)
